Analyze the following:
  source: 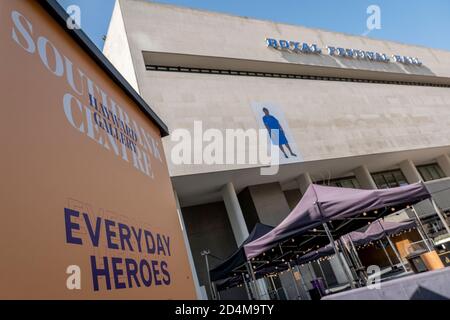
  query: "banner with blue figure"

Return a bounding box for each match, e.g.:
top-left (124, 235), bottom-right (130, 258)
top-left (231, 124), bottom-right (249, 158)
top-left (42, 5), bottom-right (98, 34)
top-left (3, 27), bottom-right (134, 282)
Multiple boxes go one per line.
top-left (252, 103), bottom-right (302, 163)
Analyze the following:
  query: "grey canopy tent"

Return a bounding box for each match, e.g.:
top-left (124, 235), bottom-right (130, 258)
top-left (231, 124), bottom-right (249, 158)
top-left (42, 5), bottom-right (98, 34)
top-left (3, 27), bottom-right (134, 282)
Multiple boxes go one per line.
top-left (297, 219), bottom-right (417, 265)
top-left (220, 218), bottom-right (417, 292)
top-left (217, 220), bottom-right (418, 292)
top-left (343, 219), bottom-right (417, 247)
top-left (242, 182), bottom-right (430, 287)
top-left (244, 182), bottom-right (429, 260)
top-left (210, 223), bottom-right (274, 283)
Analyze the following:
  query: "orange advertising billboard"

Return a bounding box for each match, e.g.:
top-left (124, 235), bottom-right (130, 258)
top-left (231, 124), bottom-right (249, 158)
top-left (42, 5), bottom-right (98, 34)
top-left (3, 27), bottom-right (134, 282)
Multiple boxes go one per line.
top-left (0, 0), bottom-right (196, 299)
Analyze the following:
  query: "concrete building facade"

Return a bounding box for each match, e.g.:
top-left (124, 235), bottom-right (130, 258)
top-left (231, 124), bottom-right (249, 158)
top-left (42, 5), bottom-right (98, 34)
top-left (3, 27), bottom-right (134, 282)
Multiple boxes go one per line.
top-left (104, 0), bottom-right (450, 299)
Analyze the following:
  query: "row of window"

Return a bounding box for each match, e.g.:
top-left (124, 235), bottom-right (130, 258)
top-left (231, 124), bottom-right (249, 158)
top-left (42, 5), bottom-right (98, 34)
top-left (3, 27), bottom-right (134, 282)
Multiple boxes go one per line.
top-left (146, 64), bottom-right (450, 88)
top-left (317, 163), bottom-right (446, 189)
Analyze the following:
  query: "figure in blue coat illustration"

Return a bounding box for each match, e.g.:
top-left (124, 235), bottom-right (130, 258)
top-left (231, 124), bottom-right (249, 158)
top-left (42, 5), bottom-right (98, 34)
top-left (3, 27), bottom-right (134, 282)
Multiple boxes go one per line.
top-left (262, 107), bottom-right (297, 158)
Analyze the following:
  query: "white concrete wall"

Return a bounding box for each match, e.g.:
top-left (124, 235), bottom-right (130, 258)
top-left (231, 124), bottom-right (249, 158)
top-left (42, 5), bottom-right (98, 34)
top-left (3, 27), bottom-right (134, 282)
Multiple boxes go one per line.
top-left (103, 0), bottom-right (140, 93)
top-left (142, 71), bottom-right (450, 177)
top-left (106, 0), bottom-right (450, 178)
top-left (115, 0), bottom-right (450, 78)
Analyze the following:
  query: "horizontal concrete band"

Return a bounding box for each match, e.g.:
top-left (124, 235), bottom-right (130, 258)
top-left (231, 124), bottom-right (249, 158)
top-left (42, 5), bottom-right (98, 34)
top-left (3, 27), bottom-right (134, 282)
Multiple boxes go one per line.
top-left (143, 51), bottom-right (450, 87)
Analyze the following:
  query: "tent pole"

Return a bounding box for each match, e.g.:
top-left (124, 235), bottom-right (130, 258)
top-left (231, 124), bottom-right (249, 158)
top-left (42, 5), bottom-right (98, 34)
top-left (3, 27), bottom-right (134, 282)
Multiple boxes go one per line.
top-left (338, 238), bottom-right (361, 286)
top-left (386, 235), bottom-right (408, 272)
top-left (430, 198), bottom-right (450, 234)
top-left (410, 206), bottom-right (433, 252)
top-left (242, 273), bottom-right (253, 300)
top-left (379, 239), bottom-right (394, 268)
top-left (269, 275), bottom-right (280, 300)
top-left (279, 244), bottom-right (301, 300)
top-left (246, 262), bottom-right (261, 300)
top-left (288, 262), bottom-right (301, 300)
top-left (213, 282), bottom-right (221, 300)
top-left (295, 265), bottom-right (311, 300)
top-left (349, 239), bottom-right (364, 270)
top-left (348, 239), bottom-right (366, 285)
top-left (317, 260), bottom-right (329, 289)
top-left (201, 250), bottom-right (216, 300)
top-left (322, 222), bottom-right (356, 289)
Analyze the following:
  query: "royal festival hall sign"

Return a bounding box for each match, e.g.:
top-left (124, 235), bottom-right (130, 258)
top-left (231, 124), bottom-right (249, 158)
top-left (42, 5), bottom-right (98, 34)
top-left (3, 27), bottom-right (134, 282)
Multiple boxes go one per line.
top-left (266, 38), bottom-right (423, 66)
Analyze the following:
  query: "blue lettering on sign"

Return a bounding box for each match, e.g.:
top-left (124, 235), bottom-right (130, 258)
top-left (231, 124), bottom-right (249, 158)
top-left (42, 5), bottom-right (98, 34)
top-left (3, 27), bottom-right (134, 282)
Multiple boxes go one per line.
top-left (267, 38), bottom-right (422, 65)
top-left (266, 38), bottom-right (321, 55)
top-left (64, 208), bottom-right (172, 292)
top-left (64, 208), bottom-right (82, 245)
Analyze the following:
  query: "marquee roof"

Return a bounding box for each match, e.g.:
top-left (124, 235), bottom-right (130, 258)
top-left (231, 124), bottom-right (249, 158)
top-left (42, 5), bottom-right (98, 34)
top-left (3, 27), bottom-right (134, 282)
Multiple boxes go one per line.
top-left (297, 219), bottom-right (417, 265)
top-left (244, 182), bottom-right (430, 259)
top-left (210, 223), bottom-right (273, 282)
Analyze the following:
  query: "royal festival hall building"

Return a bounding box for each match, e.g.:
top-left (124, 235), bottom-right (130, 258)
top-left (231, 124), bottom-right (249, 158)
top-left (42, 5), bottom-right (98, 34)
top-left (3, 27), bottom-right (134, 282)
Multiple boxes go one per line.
top-left (104, 0), bottom-right (450, 299)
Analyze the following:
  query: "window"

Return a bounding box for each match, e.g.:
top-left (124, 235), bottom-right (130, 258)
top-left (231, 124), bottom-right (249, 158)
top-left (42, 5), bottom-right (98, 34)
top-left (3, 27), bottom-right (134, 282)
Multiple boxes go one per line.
top-left (317, 177), bottom-right (360, 189)
top-left (145, 64), bottom-right (450, 88)
top-left (417, 163), bottom-right (446, 182)
top-left (372, 170), bottom-right (409, 189)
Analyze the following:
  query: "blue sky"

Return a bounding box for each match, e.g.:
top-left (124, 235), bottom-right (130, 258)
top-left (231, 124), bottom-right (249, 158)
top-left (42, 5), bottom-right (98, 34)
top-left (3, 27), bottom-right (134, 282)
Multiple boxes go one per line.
top-left (57, 0), bottom-right (450, 51)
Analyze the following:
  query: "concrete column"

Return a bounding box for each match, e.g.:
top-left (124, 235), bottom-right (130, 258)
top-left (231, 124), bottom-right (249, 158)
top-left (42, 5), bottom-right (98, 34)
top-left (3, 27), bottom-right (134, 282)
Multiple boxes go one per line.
top-left (248, 183), bottom-right (291, 226)
top-left (222, 182), bottom-right (249, 245)
top-left (437, 154), bottom-right (450, 177)
top-left (329, 254), bottom-right (353, 285)
top-left (354, 165), bottom-right (377, 190)
top-left (297, 172), bottom-right (313, 195)
top-left (222, 182), bottom-right (269, 299)
top-left (173, 190), bottom-right (203, 300)
top-left (400, 159), bottom-right (422, 183)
